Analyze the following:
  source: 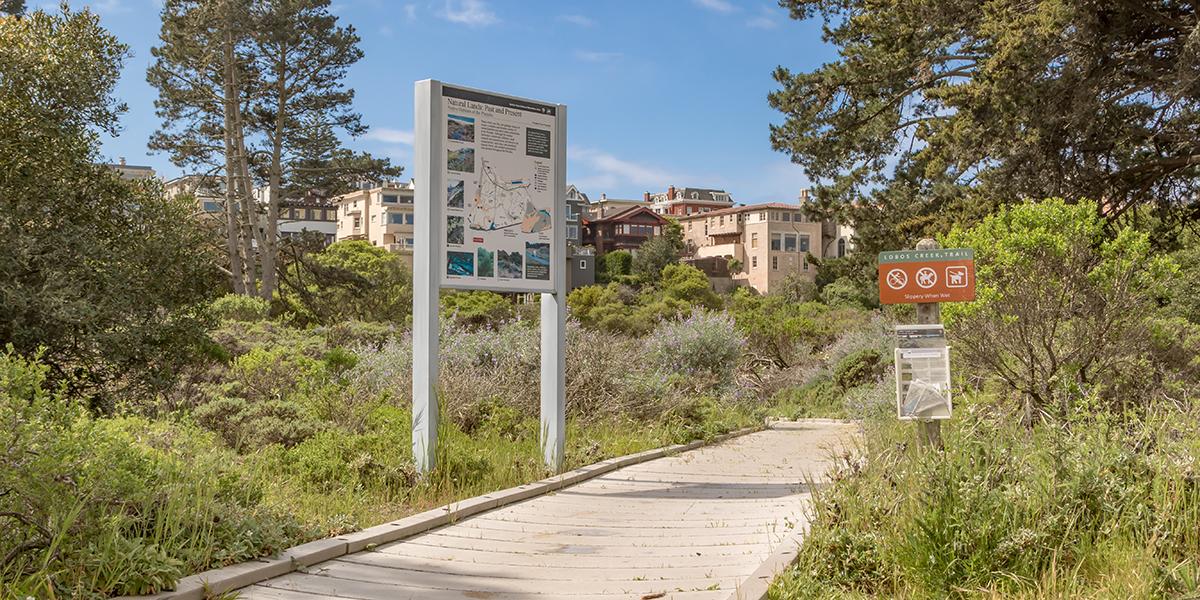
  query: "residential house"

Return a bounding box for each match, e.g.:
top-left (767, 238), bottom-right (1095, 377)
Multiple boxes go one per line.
top-left (581, 205), bottom-right (669, 255)
top-left (645, 185), bottom-right (734, 217)
top-left (564, 185), bottom-right (595, 290)
top-left (165, 174), bottom-right (227, 228)
top-left (679, 203), bottom-right (823, 295)
top-left (255, 186), bottom-right (337, 246)
top-left (586, 193), bottom-right (652, 219)
top-left (104, 157), bottom-right (156, 181)
top-left (333, 182), bottom-right (416, 266)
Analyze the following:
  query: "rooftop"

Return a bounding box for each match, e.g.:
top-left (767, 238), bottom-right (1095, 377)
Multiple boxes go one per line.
top-left (675, 202), bottom-right (802, 221)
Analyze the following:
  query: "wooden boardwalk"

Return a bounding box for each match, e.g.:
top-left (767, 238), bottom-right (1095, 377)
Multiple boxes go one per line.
top-left (239, 421), bottom-right (857, 600)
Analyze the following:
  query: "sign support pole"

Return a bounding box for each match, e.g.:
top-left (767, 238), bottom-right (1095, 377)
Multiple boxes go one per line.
top-left (412, 79), bottom-right (441, 474)
top-left (914, 238), bottom-right (944, 450)
top-left (540, 105), bottom-right (568, 473)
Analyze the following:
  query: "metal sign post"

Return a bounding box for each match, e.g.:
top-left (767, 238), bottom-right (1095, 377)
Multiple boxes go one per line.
top-left (413, 80), bottom-right (567, 473)
top-left (914, 238), bottom-right (944, 448)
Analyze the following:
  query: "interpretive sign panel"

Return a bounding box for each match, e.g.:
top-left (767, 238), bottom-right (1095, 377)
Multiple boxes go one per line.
top-left (414, 79), bottom-right (567, 474)
top-left (878, 248), bottom-right (975, 305)
top-left (438, 85), bottom-right (560, 292)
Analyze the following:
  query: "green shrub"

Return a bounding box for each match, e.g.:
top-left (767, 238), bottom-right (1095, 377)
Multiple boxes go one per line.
top-left (210, 293), bottom-right (270, 322)
top-left (323, 320), bottom-right (397, 349)
top-left (279, 240), bottom-right (413, 326)
top-left (943, 199), bottom-right (1178, 420)
top-left (597, 250), bottom-right (632, 283)
top-left (645, 310), bottom-right (744, 384)
top-left (0, 348), bottom-right (305, 598)
top-left (441, 290), bottom-right (516, 329)
top-left (833, 348), bottom-right (883, 390)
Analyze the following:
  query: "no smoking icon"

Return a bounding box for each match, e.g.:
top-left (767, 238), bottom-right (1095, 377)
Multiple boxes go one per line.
top-left (885, 268), bottom-right (908, 290)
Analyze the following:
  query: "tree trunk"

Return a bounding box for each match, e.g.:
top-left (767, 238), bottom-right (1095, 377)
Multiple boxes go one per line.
top-left (221, 30), bottom-right (246, 295)
top-left (260, 49), bottom-right (287, 302)
top-left (227, 38), bottom-right (258, 296)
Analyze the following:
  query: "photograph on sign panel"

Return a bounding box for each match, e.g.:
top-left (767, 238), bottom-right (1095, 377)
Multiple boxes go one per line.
top-left (476, 247), bottom-right (494, 277)
top-left (447, 148), bottom-right (474, 173)
top-left (447, 251), bottom-right (473, 276)
top-left (447, 114), bottom-right (475, 142)
top-left (525, 242), bottom-right (549, 280)
top-left (498, 250), bottom-right (523, 278)
top-left (447, 178), bottom-right (464, 209)
top-left (446, 215), bottom-right (464, 245)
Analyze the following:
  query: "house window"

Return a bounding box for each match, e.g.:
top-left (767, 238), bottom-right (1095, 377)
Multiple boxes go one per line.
top-left (203, 201), bottom-right (221, 212)
top-left (783, 212), bottom-right (791, 222)
top-left (567, 225), bottom-right (578, 239)
top-left (579, 260), bottom-right (587, 270)
top-left (751, 256), bottom-right (758, 268)
top-left (406, 213), bottom-right (415, 225)
top-left (803, 257), bottom-right (809, 271)
top-left (770, 234), bottom-right (781, 251)
top-left (719, 216), bottom-right (724, 226)
top-left (772, 256), bottom-right (778, 270)
top-left (784, 234), bottom-right (797, 252)
top-left (799, 235), bottom-right (810, 253)
top-left (305, 208), bottom-right (314, 220)
top-left (838, 238), bottom-right (846, 257)
top-left (388, 212), bottom-right (404, 224)
top-left (406, 237), bottom-right (415, 246)
top-left (353, 216), bottom-right (361, 229)
top-left (751, 232), bottom-right (758, 248)
top-left (382, 194), bottom-right (398, 204)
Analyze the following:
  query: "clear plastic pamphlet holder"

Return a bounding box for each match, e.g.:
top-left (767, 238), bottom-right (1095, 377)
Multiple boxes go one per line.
top-left (894, 325), bottom-right (952, 420)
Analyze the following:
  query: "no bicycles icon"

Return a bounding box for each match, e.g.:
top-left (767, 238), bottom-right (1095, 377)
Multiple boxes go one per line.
top-left (877, 249), bottom-right (975, 305)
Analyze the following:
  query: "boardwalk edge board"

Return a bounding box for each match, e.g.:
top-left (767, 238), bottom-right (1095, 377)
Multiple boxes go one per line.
top-left (115, 424), bottom-right (766, 600)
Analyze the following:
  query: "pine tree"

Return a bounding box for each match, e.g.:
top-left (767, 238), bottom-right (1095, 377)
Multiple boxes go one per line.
top-left (148, 0), bottom-right (260, 294)
top-left (248, 0), bottom-right (399, 299)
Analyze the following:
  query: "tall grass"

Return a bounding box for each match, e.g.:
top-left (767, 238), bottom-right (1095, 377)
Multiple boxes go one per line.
top-left (769, 392), bottom-right (1200, 599)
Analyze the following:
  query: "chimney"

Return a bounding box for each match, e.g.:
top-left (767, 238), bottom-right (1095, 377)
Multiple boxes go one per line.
top-left (667, 185), bottom-right (676, 201)
top-left (119, 157), bottom-right (126, 166)
top-left (600, 193), bottom-right (607, 201)
top-left (643, 191), bottom-right (650, 202)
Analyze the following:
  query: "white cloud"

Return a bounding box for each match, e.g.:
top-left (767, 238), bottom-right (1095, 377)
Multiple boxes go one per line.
top-left (693, 0), bottom-right (737, 13)
top-left (558, 14), bottom-right (593, 27)
top-left (574, 50), bottom-right (622, 63)
top-left (404, 4), bottom-right (417, 20)
top-left (570, 147), bottom-right (679, 192)
top-left (365, 128), bottom-right (414, 145)
top-left (441, 0), bottom-right (497, 27)
top-left (745, 5), bottom-right (783, 29)
top-left (87, 0), bottom-right (130, 14)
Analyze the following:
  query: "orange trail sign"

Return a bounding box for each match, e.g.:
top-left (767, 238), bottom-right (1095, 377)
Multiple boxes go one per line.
top-left (878, 248), bottom-right (975, 305)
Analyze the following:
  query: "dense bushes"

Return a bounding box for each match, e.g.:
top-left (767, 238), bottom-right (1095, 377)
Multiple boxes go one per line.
top-left (0, 349), bottom-right (305, 598)
top-left (278, 240), bottom-right (413, 326)
top-left (943, 199), bottom-right (1185, 422)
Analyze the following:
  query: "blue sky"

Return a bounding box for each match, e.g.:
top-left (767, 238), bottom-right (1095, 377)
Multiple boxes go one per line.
top-left (67, 0), bottom-right (835, 205)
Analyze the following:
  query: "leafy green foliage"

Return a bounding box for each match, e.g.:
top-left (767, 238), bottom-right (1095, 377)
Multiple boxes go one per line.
top-left (0, 8), bottom-right (221, 408)
top-left (771, 0), bottom-right (1200, 256)
top-left (942, 199), bottom-right (1179, 419)
top-left (596, 249), bottom-right (633, 284)
top-left (279, 240), bottom-right (413, 326)
top-left (632, 218), bottom-right (685, 282)
top-left (832, 349), bottom-right (883, 390)
top-left (729, 289), bottom-right (836, 368)
top-left (645, 311), bottom-right (744, 384)
top-left (210, 293), bottom-right (271, 322)
top-left (0, 349), bottom-right (305, 599)
top-left (441, 290), bottom-right (516, 329)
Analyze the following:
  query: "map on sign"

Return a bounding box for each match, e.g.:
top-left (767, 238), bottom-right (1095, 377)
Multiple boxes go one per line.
top-left (468, 160), bottom-right (552, 234)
